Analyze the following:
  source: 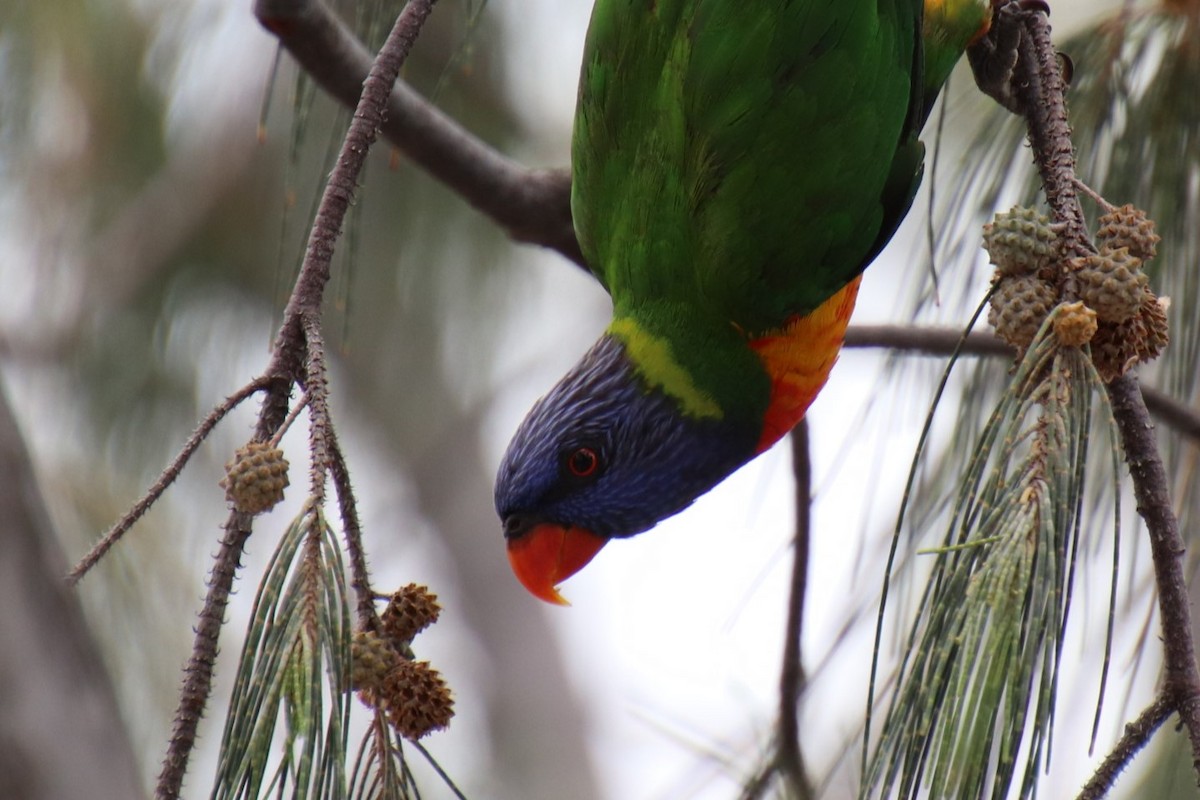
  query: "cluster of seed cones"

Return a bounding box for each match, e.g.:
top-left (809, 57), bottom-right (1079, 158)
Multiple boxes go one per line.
top-left (984, 203), bottom-right (1169, 381)
top-left (351, 583), bottom-right (454, 740)
top-left (221, 442), bottom-right (290, 515)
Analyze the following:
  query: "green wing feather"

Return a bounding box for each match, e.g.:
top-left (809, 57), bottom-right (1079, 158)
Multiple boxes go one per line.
top-left (922, 0), bottom-right (993, 125)
top-left (572, 0), bottom-right (925, 333)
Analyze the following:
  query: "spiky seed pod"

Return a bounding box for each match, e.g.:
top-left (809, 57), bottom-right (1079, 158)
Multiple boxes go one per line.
top-left (1096, 204), bottom-right (1160, 261)
top-left (988, 274), bottom-right (1058, 349)
top-left (221, 442), bottom-right (290, 514)
top-left (378, 659), bottom-right (454, 740)
top-left (381, 584), bottom-right (442, 647)
top-left (1073, 247), bottom-right (1149, 323)
top-left (350, 630), bottom-right (400, 693)
top-left (1137, 293), bottom-right (1169, 364)
top-left (982, 205), bottom-right (1060, 276)
top-left (1089, 318), bottom-right (1142, 383)
top-left (1052, 301), bottom-right (1098, 347)
top-left (1090, 292), bottom-right (1169, 382)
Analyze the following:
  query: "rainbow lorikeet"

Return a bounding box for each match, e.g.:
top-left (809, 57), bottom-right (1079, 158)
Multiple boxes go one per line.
top-left (496, 0), bottom-right (993, 604)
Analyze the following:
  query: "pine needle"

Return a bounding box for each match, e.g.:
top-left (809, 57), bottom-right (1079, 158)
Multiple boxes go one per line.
top-left (211, 508), bottom-right (352, 800)
top-left (865, 309), bottom-right (1119, 800)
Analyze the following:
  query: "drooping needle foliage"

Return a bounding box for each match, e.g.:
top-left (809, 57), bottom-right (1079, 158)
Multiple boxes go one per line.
top-left (868, 311), bottom-right (1121, 799)
top-left (212, 508), bottom-right (352, 800)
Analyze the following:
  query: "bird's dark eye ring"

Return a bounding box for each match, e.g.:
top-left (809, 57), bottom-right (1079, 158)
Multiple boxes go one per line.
top-left (566, 447), bottom-right (600, 478)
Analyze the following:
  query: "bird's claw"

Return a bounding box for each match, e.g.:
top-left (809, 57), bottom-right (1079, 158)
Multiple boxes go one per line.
top-left (968, 0), bottom-right (1053, 114)
top-left (1015, 0), bottom-right (1050, 16)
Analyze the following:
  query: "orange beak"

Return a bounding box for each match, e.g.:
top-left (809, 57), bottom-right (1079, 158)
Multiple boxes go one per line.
top-left (505, 521), bottom-right (608, 605)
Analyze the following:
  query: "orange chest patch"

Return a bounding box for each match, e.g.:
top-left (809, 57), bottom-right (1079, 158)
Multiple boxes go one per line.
top-left (747, 277), bottom-right (861, 453)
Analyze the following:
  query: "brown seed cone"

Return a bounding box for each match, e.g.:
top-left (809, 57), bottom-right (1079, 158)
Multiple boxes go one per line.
top-left (1090, 319), bottom-right (1142, 382)
top-left (982, 205), bottom-right (1061, 276)
top-left (1052, 302), bottom-right (1098, 347)
top-left (220, 442), bottom-right (290, 515)
top-left (1137, 293), bottom-right (1170, 364)
top-left (378, 659), bottom-right (455, 740)
top-left (1073, 247), bottom-right (1149, 323)
top-left (350, 630), bottom-right (401, 693)
top-left (1096, 204), bottom-right (1160, 261)
top-left (988, 274), bottom-right (1058, 349)
top-left (381, 584), bottom-right (442, 646)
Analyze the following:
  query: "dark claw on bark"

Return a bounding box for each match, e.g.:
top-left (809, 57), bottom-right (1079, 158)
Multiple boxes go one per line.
top-left (968, 3), bottom-right (1027, 113)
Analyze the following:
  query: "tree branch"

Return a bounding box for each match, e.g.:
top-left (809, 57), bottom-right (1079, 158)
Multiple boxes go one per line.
top-left (328, 427), bottom-right (378, 631)
top-left (155, 515), bottom-right (252, 800)
top-left (1076, 696), bottom-right (1172, 800)
top-left (778, 422), bottom-right (815, 799)
top-left (1107, 375), bottom-right (1200, 779)
top-left (248, 0), bottom-right (1200, 792)
top-left (67, 377), bottom-right (272, 586)
top-left (842, 324), bottom-right (1200, 441)
top-left (254, 0), bottom-right (583, 265)
top-left (154, 3), bottom-right (439, 795)
top-left (967, 0), bottom-right (1200, 789)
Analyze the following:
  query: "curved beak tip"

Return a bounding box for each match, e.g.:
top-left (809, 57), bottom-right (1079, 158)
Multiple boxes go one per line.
top-left (539, 583), bottom-right (573, 607)
top-left (505, 522), bottom-right (607, 606)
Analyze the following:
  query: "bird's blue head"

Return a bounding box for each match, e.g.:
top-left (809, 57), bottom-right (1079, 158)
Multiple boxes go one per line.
top-left (495, 332), bottom-right (756, 604)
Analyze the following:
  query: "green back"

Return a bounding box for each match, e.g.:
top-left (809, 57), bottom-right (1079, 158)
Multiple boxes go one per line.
top-left (572, 0), bottom-right (925, 334)
top-left (922, 0), bottom-right (993, 126)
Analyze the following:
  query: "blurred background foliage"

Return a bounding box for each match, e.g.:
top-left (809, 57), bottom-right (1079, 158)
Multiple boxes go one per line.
top-left (2, 0), bottom-right (1199, 798)
top-left (1, 0), bottom-right (602, 796)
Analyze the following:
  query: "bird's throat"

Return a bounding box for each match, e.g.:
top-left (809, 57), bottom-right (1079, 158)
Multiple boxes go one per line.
top-left (748, 277), bottom-right (861, 453)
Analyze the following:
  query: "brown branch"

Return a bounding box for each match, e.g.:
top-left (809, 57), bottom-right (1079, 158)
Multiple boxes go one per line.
top-left (328, 428), bottom-right (379, 631)
top-left (268, 390), bottom-right (311, 447)
top-left (969, 3), bottom-right (1200, 784)
top-left (303, 314), bottom-right (332, 502)
top-left (67, 376), bottom-right (272, 586)
top-left (740, 423), bottom-right (816, 800)
top-left (153, 4), bottom-right (439, 796)
top-left (1107, 375), bottom-right (1200, 779)
top-left (843, 324), bottom-right (1200, 441)
top-left (253, 0), bottom-right (583, 266)
top-left (1076, 696), bottom-right (1172, 800)
top-left (1133, 385), bottom-right (1200, 443)
top-left (155, 515), bottom-right (252, 800)
top-left (844, 324), bottom-right (1013, 358)
top-left (1011, 4), bottom-right (1091, 262)
top-left (778, 422), bottom-right (815, 799)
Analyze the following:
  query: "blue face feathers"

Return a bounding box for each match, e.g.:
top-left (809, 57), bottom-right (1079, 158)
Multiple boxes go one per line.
top-left (494, 334), bottom-right (755, 539)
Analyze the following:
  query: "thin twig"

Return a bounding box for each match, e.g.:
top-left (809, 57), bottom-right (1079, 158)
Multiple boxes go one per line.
top-left (738, 424), bottom-right (818, 800)
top-left (1107, 375), bottom-right (1200, 779)
top-left (267, 390), bottom-right (310, 448)
top-left (1076, 696), bottom-right (1173, 800)
top-left (155, 515), bottom-right (253, 799)
top-left (328, 427), bottom-right (378, 630)
top-left (842, 324), bottom-right (1200, 440)
top-left (778, 422), bottom-right (814, 799)
top-left (67, 377), bottom-right (271, 586)
top-left (844, 324), bottom-right (1013, 358)
top-left (738, 768), bottom-right (773, 800)
top-left (1011, 5), bottom-right (1092, 263)
top-left (303, 313), bottom-right (332, 502)
top-left (253, 0), bottom-right (582, 266)
top-left (153, 4), bottom-right (440, 796)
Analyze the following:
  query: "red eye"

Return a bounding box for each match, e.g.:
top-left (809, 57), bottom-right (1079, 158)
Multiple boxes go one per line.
top-left (566, 447), bottom-right (599, 478)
